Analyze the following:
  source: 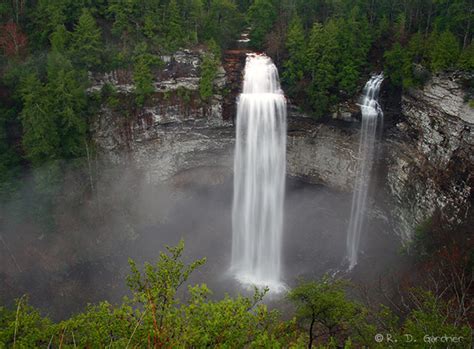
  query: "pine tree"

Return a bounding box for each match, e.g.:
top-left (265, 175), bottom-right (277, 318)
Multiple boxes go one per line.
top-left (20, 73), bottom-right (60, 165)
top-left (50, 24), bottom-right (69, 54)
top-left (283, 15), bottom-right (306, 88)
top-left (133, 54), bottom-right (154, 106)
top-left (71, 8), bottom-right (102, 70)
top-left (247, 0), bottom-right (277, 49)
top-left (202, 0), bottom-right (242, 48)
top-left (429, 30), bottom-right (461, 72)
top-left (167, 0), bottom-right (185, 50)
top-left (199, 53), bottom-right (217, 102)
top-left (46, 61), bottom-right (87, 159)
top-left (457, 43), bottom-right (474, 71)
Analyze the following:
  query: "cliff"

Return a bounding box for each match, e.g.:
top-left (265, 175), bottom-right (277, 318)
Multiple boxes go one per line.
top-left (92, 49), bottom-right (235, 186)
top-left (92, 49), bottom-right (360, 189)
top-left (91, 50), bottom-right (473, 243)
top-left (386, 72), bottom-right (473, 241)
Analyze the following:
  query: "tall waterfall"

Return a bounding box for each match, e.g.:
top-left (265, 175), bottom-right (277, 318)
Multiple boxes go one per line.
top-left (231, 54), bottom-right (287, 290)
top-left (346, 73), bottom-right (384, 270)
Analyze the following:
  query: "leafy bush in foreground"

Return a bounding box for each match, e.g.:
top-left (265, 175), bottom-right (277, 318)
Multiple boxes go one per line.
top-left (0, 240), bottom-right (470, 348)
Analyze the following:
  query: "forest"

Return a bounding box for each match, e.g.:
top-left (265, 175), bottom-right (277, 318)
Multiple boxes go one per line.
top-left (1, 0), bottom-right (473, 180)
top-left (0, 0), bottom-right (473, 348)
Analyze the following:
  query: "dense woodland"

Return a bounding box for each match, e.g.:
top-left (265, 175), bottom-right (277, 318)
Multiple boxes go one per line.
top-left (0, 0), bottom-right (473, 188)
top-left (0, 0), bottom-right (473, 347)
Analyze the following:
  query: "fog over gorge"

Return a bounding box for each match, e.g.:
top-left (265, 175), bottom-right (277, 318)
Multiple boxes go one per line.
top-left (0, 0), bottom-right (472, 347)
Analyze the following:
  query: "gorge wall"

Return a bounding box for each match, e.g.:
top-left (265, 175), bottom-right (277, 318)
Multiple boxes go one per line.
top-left (92, 49), bottom-right (235, 186)
top-left (386, 72), bottom-right (473, 241)
top-left (91, 49), bottom-right (473, 242)
top-left (92, 49), bottom-right (360, 189)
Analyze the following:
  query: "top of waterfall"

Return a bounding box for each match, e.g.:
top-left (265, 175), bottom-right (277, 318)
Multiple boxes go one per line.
top-left (242, 54), bottom-right (283, 95)
top-left (360, 73), bottom-right (384, 117)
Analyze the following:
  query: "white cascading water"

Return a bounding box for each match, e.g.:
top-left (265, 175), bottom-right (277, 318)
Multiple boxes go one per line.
top-left (346, 73), bottom-right (384, 270)
top-left (231, 54), bottom-right (287, 290)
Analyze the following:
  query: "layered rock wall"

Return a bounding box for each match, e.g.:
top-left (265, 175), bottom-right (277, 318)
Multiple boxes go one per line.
top-left (386, 72), bottom-right (473, 241)
top-left (91, 49), bottom-right (473, 243)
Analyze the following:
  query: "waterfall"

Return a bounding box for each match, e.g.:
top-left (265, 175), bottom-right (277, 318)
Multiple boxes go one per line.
top-left (346, 73), bottom-right (384, 270)
top-left (231, 54), bottom-right (287, 290)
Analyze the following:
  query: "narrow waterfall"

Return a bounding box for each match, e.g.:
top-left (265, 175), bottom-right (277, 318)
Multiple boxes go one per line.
top-left (346, 74), bottom-right (384, 270)
top-left (231, 54), bottom-right (287, 290)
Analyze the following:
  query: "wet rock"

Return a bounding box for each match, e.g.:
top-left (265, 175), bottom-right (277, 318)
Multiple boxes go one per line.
top-left (386, 72), bottom-right (473, 242)
top-left (330, 100), bottom-right (359, 122)
top-left (287, 114), bottom-right (359, 192)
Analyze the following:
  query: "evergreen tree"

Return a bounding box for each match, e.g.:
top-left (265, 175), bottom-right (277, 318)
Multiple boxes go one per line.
top-left (384, 42), bottom-right (411, 87)
top-left (71, 9), bottom-right (102, 70)
top-left (31, 0), bottom-right (68, 47)
top-left (247, 0), bottom-right (277, 49)
top-left (0, 107), bottom-right (20, 196)
top-left (199, 53), bottom-right (218, 102)
top-left (283, 15), bottom-right (306, 88)
top-left (20, 73), bottom-right (60, 165)
top-left (202, 0), bottom-right (243, 48)
top-left (46, 58), bottom-right (87, 159)
top-left (167, 0), bottom-right (185, 50)
top-left (307, 20), bottom-right (339, 116)
top-left (429, 30), bottom-right (461, 72)
top-left (133, 44), bottom-right (155, 107)
top-left (457, 43), bottom-right (474, 70)
top-left (50, 24), bottom-right (69, 54)
top-left (188, 0), bottom-right (204, 43)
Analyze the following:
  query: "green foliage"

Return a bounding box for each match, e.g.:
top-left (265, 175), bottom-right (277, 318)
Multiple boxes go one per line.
top-left (282, 9), bottom-right (372, 117)
top-left (429, 30), bottom-right (461, 72)
top-left (132, 43), bottom-right (161, 107)
top-left (19, 47), bottom-right (87, 166)
top-left (401, 290), bottom-right (471, 349)
top-left (0, 106), bottom-right (21, 197)
top-left (458, 43), bottom-right (474, 71)
top-left (0, 296), bottom-right (55, 348)
top-left (0, 241), bottom-right (301, 347)
top-left (0, 241), bottom-right (471, 348)
top-left (283, 15), bottom-right (306, 88)
top-left (247, 0), bottom-right (277, 49)
top-left (133, 56), bottom-right (154, 107)
top-left (166, 0), bottom-right (185, 51)
top-left (408, 217), bottom-right (434, 259)
top-left (384, 43), bottom-right (412, 87)
top-left (288, 276), bottom-right (361, 348)
top-left (19, 73), bottom-right (60, 165)
top-left (202, 0), bottom-right (244, 48)
top-left (199, 52), bottom-right (219, 102)
top-left (70, 9), bottom-right (102, 70)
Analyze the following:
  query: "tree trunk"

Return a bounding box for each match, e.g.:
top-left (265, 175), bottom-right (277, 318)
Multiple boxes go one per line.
top-left (308, 314), bottom-right (315, 349)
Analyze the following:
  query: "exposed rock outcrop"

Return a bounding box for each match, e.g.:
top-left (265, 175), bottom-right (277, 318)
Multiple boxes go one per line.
top-left (386, 72), bottom-right (473, 241)
top-left (92, 49), bottom-right (360, 189)
top-left (287, 112), bottom-right (359, 191)
top-left (91, 49), bottom-right (472, 244)
top-left (92, 49), bottom-right (235, 185)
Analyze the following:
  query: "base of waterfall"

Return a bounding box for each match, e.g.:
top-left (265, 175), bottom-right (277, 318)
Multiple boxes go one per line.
top-left (231, 269), bottom-right (287, 293)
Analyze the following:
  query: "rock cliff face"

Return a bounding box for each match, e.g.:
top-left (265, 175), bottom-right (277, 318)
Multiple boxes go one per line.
top-left (92, 49), bottom-right (235, 185)
top-left (92, 49), bottom-right (360, 189)
top-left (287, 112), bottom-right (359, 191)
top-left (386, 72), bottom-right (473, 241)
top-left (91, 50), bottom-right (472, 243)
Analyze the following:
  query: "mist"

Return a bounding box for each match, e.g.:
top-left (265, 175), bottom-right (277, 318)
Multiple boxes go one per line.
top-left (0, 156), bottom-right (402, 320)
